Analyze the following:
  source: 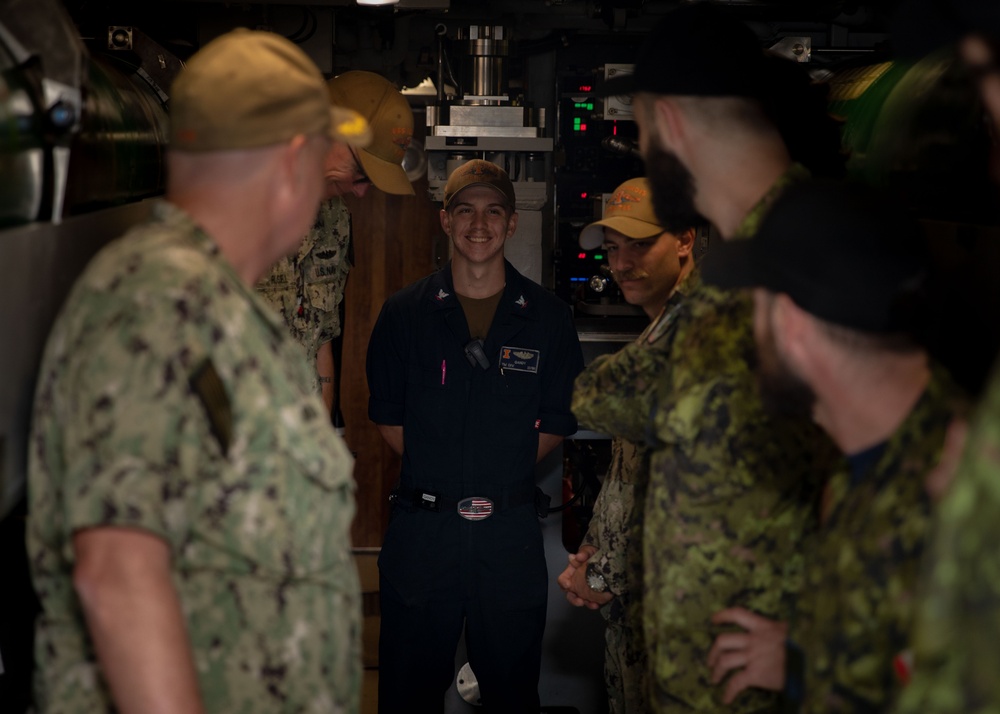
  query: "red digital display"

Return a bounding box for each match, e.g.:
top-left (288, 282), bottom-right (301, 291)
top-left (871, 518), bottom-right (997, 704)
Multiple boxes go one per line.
top-left (578, 84), bottom-right (593, 92)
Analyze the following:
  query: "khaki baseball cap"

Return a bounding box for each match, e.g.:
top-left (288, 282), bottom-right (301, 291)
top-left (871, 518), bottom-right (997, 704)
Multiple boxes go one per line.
top-left (578, 178), bottom-right (664, 250)
top-left (327, 71), bottom-right (415, 195)
top-left (443, 159), bottom-right (516, 209)
top-left (170, 29), bottom-right (372, 151)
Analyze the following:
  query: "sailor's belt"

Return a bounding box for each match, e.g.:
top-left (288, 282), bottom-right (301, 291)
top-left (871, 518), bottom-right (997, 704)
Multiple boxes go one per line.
top-left (390, 484), bottom-right (539, 521)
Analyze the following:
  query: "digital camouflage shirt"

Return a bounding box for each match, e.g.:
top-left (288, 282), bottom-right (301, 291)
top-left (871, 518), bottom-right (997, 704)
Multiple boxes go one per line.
top-left (588, 164), bottom-right (834, 713)
top-left (642, 279), bottom-right (833, 713)
top-left (792, 363), bottom-right (961, 714)
top-left (256, 196), bottom-right (352, 392)
top-left (896, 365), bottom-right (1000, 714)
top-left (574, 270), bottom-right (697, 714)
top-left (28, 201), bottom-right (360, 714)
top-left (576, 270), bottom-right (697, 605)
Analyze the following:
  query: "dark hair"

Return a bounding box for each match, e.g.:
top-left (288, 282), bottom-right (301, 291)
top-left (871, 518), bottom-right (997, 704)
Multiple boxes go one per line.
top-left (815, 311), bottom-right (924, 355)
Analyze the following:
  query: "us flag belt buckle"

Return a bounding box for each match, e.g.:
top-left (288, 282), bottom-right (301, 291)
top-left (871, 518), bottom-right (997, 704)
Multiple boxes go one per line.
top-left (457, 496), bottom-right (494, 521)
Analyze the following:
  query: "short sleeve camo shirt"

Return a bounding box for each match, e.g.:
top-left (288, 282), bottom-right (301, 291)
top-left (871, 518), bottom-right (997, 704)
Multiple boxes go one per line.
top-left (28, 201), bottom-right (360, 714)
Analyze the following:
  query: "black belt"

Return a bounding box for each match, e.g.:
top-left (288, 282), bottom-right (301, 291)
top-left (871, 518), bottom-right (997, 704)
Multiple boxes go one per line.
top-left (390, 483), bottom-right (548, 520)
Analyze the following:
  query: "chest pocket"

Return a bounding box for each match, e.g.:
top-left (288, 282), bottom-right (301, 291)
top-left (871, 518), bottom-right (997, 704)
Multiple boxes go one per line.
top-left (655, 379), bottom-right (759, 504)
top-left (186, 350), bottom-right (355, 586)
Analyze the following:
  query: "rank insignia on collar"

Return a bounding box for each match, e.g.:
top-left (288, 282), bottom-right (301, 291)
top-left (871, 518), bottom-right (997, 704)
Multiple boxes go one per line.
top-left (515, 295), bottom-right (528, 308)
top-left (435, 288), bottom-right (450, 301)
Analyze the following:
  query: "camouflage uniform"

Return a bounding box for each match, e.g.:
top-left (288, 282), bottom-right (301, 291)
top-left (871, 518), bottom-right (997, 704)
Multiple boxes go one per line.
top-left (256, 197), bottom-right (352, 393)
top-left (581, 164), bottom-right (834, 712)
top-left (575, 271), bottom-right (698, 714)
top-left (790, 364), bottom-right (961, 713)
top-left (28, 201), bottom-right (360, 714)
top-left (895, 366), bottom-right (1000, 714)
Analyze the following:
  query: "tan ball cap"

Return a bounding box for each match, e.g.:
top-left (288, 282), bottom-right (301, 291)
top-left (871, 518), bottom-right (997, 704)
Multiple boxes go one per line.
top-left (170, 29), bottom-right (372, 151)
top-left (578, 177), bottom-right (665, 249)
top-left (443, 159), bottom-right (516, 209)
top-left (327, 71), bottom-right (415, 195)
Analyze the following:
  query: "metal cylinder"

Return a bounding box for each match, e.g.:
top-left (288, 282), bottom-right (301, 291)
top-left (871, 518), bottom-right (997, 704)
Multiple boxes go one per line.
top-left (457, 25), bottom-right (509, 100)
top-left (63, 53), bottom-right (169, 215)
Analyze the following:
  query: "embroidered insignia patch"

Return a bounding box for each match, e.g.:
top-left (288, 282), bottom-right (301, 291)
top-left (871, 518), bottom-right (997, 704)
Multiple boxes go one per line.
top-left (435, 288), bottom-right (450, 301)
top-left (606, 184), bottom-right (646, 214)
top-left (515, 295), bottom-right (528, 308)
top-left (500, 346), bottom-right (540, 373)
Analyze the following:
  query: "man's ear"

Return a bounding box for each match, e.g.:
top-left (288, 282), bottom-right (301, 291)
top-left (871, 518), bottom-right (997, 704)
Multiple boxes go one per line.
top-left (961, 36), bottom-right (1000, 132)
top-left (278, 134), bottom-right (310, 190)
top-left (676, 227), bottom-right (696, 257)
top-left (653, 96), bottom-right (685, 151)
top-left (439, 207), bottom-right (451, 234)
top-left (772, 293), bottom-right (812, 362)
top-left (506, 210), bottom-right (519, 238)
top-left (270, 134), bottom-right (310, 210)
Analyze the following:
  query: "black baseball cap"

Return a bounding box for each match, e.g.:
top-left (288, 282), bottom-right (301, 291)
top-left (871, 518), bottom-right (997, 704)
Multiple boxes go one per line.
top-left (598, 3), bottom-right (767, 99)
top-left (701, 179), bottom-right (928, 334)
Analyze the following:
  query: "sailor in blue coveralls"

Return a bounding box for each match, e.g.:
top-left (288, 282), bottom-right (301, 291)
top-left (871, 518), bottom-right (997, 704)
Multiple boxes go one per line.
top-left (367, 160), bottom-right (583, 713)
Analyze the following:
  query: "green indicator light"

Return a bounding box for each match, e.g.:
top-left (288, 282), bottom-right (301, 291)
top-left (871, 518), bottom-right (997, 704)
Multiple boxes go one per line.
top-left (587, 103), bottom-right (594, 110)
top-left (593, 254), bottom-right (604, 260)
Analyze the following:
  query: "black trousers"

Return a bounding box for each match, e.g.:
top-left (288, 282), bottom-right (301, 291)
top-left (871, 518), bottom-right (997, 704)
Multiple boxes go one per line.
top-left (377, 574), bottom-right (546, 714)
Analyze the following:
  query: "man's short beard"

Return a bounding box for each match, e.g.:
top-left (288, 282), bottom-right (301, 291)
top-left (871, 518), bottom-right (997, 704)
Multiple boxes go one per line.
top-left (758, 364), bottom-right (816, 419)
top-left (644, 139), bottom-right (704, 233)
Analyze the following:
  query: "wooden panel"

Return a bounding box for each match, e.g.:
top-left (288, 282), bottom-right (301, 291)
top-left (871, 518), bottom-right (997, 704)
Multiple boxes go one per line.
top-left (341, 173), bottom-right (443, 547)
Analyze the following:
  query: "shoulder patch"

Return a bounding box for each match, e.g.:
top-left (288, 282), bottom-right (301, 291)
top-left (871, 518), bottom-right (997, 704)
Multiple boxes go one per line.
top-left (189, 358), bottom-right (231, 456)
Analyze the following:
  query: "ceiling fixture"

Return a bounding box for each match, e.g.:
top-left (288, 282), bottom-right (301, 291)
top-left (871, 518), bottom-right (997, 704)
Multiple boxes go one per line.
top-left (357, 0), bottom-right (399, 6)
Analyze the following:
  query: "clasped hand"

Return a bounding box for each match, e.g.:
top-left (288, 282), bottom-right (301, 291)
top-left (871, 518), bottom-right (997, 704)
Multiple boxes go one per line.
top-left (556, 544), bottom-right (613, 610)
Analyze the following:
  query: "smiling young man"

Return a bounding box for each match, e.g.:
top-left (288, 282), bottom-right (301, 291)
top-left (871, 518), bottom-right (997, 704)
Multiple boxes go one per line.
top-left (558, 177), bottom-right (697, 714)
top-left (366, 159), bottom-right (583, 713)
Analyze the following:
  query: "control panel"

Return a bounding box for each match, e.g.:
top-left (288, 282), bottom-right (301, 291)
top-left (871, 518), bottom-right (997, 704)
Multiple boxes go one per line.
top-left (553, 69), bottom-right (644, 311)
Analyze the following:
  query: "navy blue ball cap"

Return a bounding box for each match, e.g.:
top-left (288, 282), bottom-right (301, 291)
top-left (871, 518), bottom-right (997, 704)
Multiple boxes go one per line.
top-left (701, 179), bottom-right (929, 335)
top-left (598, 3), bottom-right (767, 100)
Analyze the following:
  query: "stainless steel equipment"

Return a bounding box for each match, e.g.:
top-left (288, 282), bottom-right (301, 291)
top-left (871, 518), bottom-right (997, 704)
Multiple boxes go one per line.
top-left (425, 24), bottom-right (553, 283)
top-left (0, 0), bottom-right (182, 529)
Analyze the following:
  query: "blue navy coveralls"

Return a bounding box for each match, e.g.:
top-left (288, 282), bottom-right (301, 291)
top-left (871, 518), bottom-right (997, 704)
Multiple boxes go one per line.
top-left (367, 259), bottom-right (583, 714)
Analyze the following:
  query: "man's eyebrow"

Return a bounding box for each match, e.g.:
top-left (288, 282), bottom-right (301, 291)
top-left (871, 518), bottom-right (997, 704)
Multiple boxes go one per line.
top-left (452, 201), bottom-right (508, 210)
